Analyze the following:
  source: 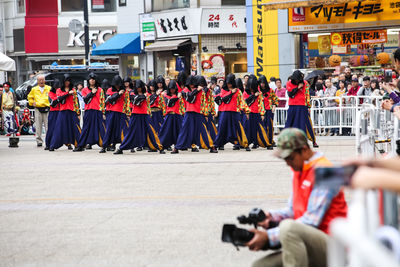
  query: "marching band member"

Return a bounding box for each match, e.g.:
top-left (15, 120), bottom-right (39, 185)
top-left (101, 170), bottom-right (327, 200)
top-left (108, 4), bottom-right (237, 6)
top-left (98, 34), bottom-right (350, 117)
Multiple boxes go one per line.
top-left (285, 70), bottom-right (318, 147)
top-left (242, 75), bottom-right (271, 149)
top-left (236, 77), bottom-right (248, 129)
top-left (259, 75), bottom-right (278, 148)
top-left (49, 74), bottom-right (81, 151)
top-left (158, 80), bottom-right (185, 150)
top-left (147, 78), bottom-right (165, 133)
top-left (114, 80), bottom-right (164, 154)
top-left (99, 75), bottom-right (130, 153)
top-left (44, 79), bottom-right (60, 150)
top-left (214, 73), bottom-right (249, 151)
top-left (198, 75), bottom-right (217, 143)
top-left (172, 76), bottom-right (218, 153)
top-left (73, 73), bottom-right (106, 151)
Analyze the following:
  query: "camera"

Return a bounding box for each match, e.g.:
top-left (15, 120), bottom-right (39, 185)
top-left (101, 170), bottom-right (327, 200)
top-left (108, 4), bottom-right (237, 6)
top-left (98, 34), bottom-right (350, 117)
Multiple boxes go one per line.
top-left (314, 166), bottom-right (358, 188)
top-left (396, 140), bottom-right (400, 156)
top-left (237, 208), bottom-right (278, 228)
top-left (222, 208), bottom-right (278, 249)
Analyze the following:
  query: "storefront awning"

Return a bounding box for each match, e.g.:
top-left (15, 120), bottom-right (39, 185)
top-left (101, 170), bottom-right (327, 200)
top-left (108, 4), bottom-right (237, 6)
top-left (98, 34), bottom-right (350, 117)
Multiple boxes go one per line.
top-left (0, 52), bottom-right (16, 71)
top-left (91, 33), bottom-right (141, 55)
top-left (262, 0), bottom-right (361, 10)
top-left (145, 39), bottom-right (190, 52)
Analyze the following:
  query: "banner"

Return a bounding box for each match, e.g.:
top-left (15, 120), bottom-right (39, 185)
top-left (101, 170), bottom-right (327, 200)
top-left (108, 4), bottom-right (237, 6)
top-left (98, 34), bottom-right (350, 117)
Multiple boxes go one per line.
top-left (201, 8), bottom-right (246, 34)
top-left (289, 1), bottom-right (400, 32)
top-left (201, 54), bottom-right (225, 79)
top-left (331, 30), bottom-right (387, 46)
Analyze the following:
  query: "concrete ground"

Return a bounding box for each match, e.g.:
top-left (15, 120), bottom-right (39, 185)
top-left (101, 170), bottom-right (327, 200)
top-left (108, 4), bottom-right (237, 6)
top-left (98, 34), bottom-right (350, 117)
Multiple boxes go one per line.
top-left (0, 136), bottom-right (355, 267)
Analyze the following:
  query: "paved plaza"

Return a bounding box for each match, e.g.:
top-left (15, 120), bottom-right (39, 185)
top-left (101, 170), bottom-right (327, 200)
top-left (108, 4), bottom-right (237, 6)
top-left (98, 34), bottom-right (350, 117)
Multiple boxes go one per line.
top-left (0, 136), bottom-right (355, 267)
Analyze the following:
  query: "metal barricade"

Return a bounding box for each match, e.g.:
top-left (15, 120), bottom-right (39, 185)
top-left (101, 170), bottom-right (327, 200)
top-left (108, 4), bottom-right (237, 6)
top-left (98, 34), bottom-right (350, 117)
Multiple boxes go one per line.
top-left (328, 105), bottom-right (400, 267)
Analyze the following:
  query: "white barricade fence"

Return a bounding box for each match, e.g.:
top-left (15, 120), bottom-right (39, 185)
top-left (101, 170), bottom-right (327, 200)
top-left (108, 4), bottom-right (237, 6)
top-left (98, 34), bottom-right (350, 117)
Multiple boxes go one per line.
top-left (274, 96), bottom-right (384, 135)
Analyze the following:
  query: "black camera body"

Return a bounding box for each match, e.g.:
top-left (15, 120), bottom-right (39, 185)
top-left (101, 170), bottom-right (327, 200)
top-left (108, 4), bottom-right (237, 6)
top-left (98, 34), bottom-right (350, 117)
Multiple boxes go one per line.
top-left (396, 140), bottom-right (400, 156)
top-left (221, 224), bottom-right (254, 247)
top-left (222, 208), bottom-right (279, 249)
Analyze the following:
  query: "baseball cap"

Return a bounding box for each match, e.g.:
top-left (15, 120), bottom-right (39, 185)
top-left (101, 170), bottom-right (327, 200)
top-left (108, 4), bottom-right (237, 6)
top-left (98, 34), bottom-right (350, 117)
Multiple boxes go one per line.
top-left (275, 128), bottom-right (309, 159)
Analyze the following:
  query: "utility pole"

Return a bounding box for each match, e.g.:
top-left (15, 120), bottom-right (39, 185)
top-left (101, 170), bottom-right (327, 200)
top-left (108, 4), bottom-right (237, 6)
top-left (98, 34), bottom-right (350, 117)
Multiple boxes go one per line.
top-left (83, 0), bottom-right (89, 67)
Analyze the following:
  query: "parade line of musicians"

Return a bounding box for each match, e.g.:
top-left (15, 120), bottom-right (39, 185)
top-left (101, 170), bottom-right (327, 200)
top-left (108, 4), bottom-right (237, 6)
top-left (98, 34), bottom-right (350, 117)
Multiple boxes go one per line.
top-left (36, 69), bottom-right (319, 154)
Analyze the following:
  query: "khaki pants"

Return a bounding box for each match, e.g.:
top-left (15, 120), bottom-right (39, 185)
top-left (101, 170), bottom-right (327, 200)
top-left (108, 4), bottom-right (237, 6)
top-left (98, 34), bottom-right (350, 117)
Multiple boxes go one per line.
top-left (34, 108), bottom-right (48, 144)
top-left (252, 219), bottom-right (328, 267)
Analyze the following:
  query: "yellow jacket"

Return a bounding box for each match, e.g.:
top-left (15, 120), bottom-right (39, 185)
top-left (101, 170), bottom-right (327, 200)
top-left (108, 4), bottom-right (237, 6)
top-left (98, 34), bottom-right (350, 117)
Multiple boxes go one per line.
top-left (28, 85), bottom-right (51, 108)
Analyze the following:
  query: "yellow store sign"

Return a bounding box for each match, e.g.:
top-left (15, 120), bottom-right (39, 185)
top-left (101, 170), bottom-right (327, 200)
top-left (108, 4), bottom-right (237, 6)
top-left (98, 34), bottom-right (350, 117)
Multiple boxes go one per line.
top-left (251, 0), bottom-right (279, 78)
top-left (288, 0), bottom-right (400, 32)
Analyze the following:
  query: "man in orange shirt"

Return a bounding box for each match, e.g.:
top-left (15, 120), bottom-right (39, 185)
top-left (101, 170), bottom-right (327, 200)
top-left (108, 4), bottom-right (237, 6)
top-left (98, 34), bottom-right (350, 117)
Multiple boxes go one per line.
top-left (247, 128), bottom-right (347, 267)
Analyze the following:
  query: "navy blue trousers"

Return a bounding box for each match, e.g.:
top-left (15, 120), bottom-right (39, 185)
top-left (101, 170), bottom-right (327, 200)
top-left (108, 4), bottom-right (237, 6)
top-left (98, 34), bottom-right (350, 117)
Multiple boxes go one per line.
top-left (77, 109), bottom-right (106, 148)
top-left (150, 110), bottom-right (164, 133)
top-left (102, 111), bottom-right (129, 148)
top-left (244, 113), bottom-right (270, 147)
top-left (50, 110), bottom-right (81, 149)
top-left (285, 105), bottom-right (316, 142)
top-left (45, 111), bottom-right (58, 147)
top-left (175, 112), bottom-right (214, 150)
top-left (263, 110), bottom-right (275, 145)
top-left (205, 114), bottom-right (217, 142)
top-left (158, 113), bottom-right (183, 148)
top-left (119, 113), bottom-right (162, 150)
top-left (214, 111), bottom-right (248, 148)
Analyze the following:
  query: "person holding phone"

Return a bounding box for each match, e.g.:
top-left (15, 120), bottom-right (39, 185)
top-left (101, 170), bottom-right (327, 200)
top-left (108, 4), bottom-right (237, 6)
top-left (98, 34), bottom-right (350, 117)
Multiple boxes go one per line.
top-left (247, 128), bottom-right (347, 267)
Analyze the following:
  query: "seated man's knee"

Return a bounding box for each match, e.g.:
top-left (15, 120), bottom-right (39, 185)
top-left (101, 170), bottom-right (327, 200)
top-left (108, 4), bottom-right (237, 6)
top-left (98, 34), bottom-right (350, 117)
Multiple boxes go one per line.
top-left (279, 219), bottom-right (301, 242)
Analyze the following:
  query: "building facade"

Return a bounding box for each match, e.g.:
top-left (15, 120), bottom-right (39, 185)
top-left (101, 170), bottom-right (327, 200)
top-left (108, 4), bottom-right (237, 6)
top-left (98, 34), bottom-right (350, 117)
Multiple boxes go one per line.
top-left (2, 0), bottom-right (118, 86)
top-left (246, 0), bottom-right (400, 82)
top-left (138, 0), bottom-right (247, 81)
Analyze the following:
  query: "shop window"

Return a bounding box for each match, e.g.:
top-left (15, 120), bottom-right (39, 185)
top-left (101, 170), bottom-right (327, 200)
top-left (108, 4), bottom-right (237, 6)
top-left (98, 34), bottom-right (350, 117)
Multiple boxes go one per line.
top-left (224, 52), bottom-right (248, 75)
top-left (221, 0), bottom-right (245, 5)
top-left (61, 0), bottom-right (83, 12)
top-left (122, 55), bottom-right (140, 80)
top-left (92, 0), bottom-right (116, 12)
top-left (152, 0), bottom-right (189, 12)
top-left (17, 0), bottom-right (25, 13)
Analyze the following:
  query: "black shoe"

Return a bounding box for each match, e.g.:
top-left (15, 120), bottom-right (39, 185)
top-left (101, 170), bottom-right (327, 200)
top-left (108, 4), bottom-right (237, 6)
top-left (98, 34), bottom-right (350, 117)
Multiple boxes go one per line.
top-left (181, 148), bottom-right (188, 151)
top-left (251, 144), bottom-right (259, 149)
top-left (167, 147), bottom-right (172, 151)
top-left (73, 147), bottom-right (84, 152)
top-left (99, 148), bottom-right (106, 153)
top-left (130, 149), bottom-right (135, 153)
top-left (110, 145), bottom-right (116, 151)
top-left (114, 149), bottom-right (123, 155)
top-left (49, 148), bottom-right (55, 151)
top-left (245, 147), bottom-right (251, 151)
top-left (330, 132), bottom-right (335, 136)
top-left (233, 145), bottom-right (240, 150)
top-left (313, 142), bottom-right (319, 148)
top-left (171, 149), bottom-right (179, 154)
top-left (210, 147), bottom-right (218, 153)
top-left (44, 147), bottom-right (49, 150)
top-left (106, 147), bottom-right (111, 151)
top-left (37, 143), bottom-right (43, 147)
top-left (191, 147), bottom-right (199, 152)
top-left (267, 146), bottom-right (273, 150)
top-left (219, 146), bottom-right (225, 150)
top-left (159, 150), bottom-right (166, 154)
top-left (136, 147), bottom-right (143, 151)
top-left (148, 149), bottom-right (157, 152)
top-left (67, 145), bottom-right (73, 150)
top-left (86, 144), bottom-right (92, 149)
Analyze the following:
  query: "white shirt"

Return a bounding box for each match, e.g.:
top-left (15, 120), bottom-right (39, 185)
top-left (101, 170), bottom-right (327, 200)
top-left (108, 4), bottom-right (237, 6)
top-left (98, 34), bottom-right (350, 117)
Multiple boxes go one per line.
top-left (39, 86), bottom-right (45, 93)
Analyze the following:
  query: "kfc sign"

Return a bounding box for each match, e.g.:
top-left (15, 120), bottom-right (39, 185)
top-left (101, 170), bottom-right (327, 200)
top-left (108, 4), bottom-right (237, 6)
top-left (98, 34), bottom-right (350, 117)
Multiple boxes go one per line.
top-left (67, 29), bottom-right (116, 47)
